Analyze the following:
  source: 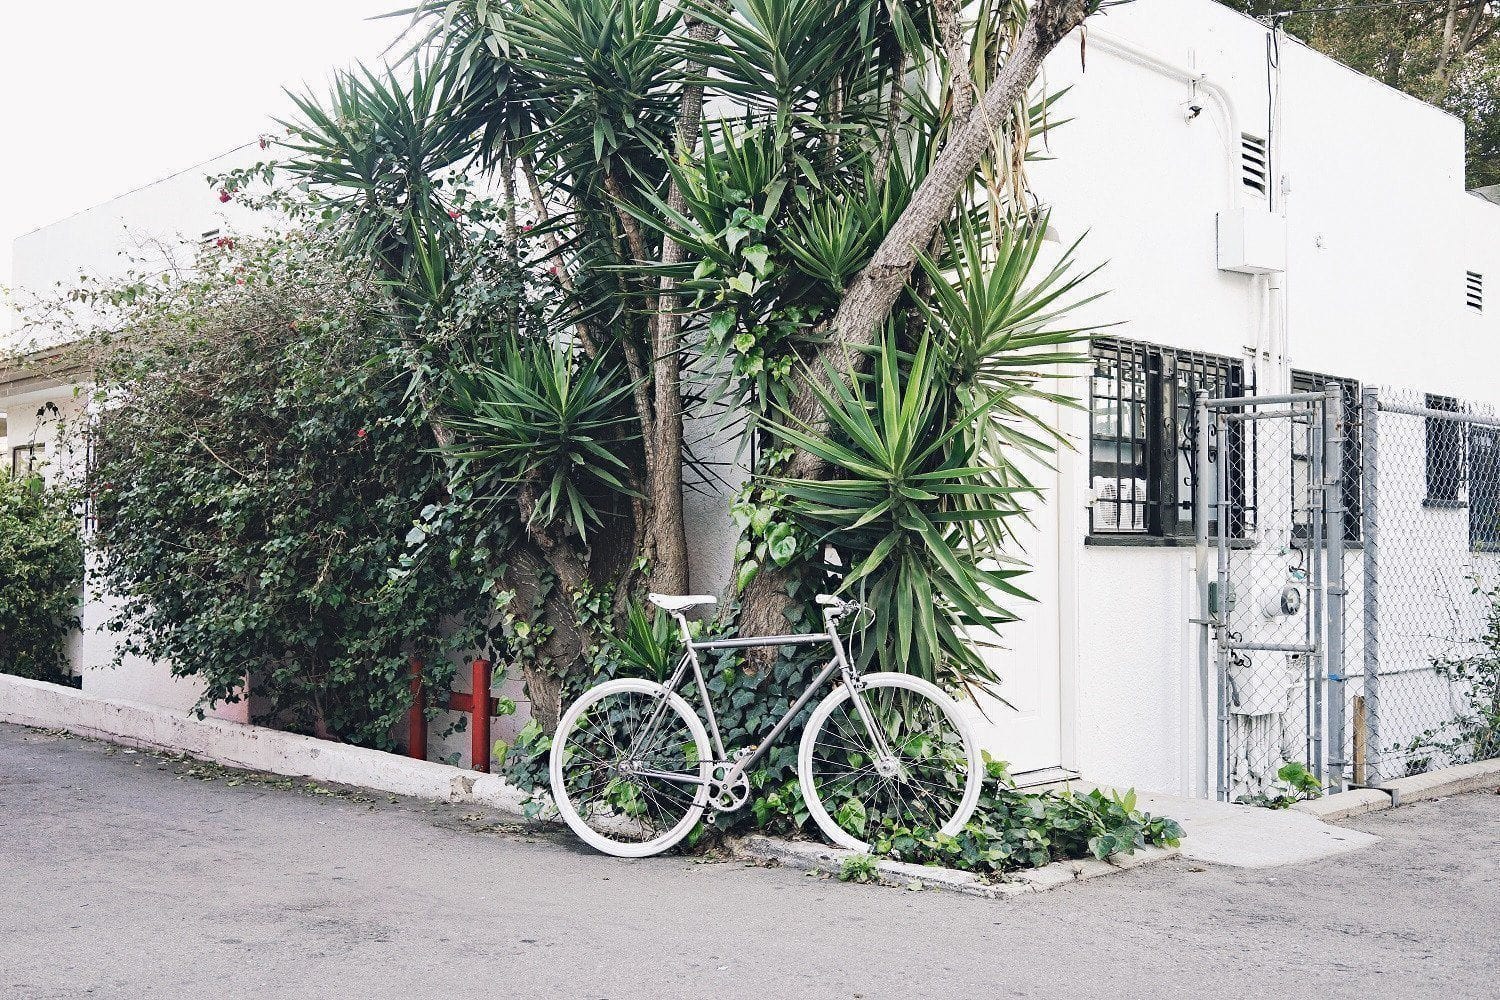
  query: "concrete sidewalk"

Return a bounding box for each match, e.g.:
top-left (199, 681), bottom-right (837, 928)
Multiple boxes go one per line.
top-left (3, 722), bottom-right (1497, 1000)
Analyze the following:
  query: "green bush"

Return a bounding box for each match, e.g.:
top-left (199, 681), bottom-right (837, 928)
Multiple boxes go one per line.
top-left (0, 473), bottom-right (84, 681)
top-left (79, 230), bottom-right (502, 747)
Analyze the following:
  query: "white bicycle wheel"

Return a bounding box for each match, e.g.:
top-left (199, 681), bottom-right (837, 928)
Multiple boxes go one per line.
top-left (798, 672), bottom-right (983, 853)
top-left (550, 677), bottom-right (712, 859)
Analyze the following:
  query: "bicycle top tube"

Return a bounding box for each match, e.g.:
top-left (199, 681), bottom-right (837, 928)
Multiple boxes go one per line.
top-left (688, 632), bottom-right (832, 651)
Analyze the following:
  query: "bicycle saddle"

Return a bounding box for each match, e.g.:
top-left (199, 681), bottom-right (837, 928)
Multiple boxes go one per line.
top-left (647, 593), bottom-right (718, 612)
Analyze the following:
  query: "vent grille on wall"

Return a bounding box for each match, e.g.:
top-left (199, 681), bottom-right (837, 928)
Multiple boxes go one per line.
top-left (1241, 134), bottom-right (1270, 198)
top-left (1467, 271), bottom-right (1484, 313)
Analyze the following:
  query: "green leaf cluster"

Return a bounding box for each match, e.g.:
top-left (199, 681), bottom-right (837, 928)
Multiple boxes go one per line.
top-left (0, 473), bottom-right (84, 682)
top-left (80, 230), bottom-right (501, 747)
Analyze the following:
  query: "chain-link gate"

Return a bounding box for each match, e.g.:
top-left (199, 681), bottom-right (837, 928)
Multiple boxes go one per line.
top-left (1195, 386), bottom-right (1347, 802)
top-left (1354, 388), bottom-right (1500, 783)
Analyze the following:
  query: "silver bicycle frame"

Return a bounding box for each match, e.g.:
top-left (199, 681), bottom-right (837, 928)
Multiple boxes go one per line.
top-left (626, 609), bottom-right (895, 798)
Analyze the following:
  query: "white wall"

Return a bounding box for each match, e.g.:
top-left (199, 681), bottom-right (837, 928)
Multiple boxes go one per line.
top-left (1026, 0), bottom-right (1500, 794)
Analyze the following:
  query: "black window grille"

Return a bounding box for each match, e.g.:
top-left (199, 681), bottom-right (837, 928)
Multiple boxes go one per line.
top-left (1425, 393), bottom-right (1467, 508)
top-left (1090, 338), bottom-right (1249, 538)
top-left (1470, 425), bottom-right (1500, 553)
top-left (1290, 371), bottom-right (1362, 543)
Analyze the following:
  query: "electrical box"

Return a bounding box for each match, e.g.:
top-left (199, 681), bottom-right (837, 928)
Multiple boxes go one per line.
top-left (1217, 207), bottom-right (1286, 275)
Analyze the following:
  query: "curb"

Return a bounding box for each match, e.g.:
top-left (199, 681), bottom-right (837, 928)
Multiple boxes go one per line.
top-left (1, 674), bottom-right (1179, 898)
top-left (727, 834), bottom-right (1181, 899)
top-left (1292, 758), bottom-right (1500, 822)
top-left (0, 674), bottom-right (532, 818)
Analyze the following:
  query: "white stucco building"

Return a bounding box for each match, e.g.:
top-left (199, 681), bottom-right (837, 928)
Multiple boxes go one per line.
top-left (6, 0), bottom-right (1498, 798)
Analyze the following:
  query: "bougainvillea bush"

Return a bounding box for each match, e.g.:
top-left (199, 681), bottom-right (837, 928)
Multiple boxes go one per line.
top-left (74, 228), bottom-right (505, 747)
top-left (0, 472), bottom-right (83, 682)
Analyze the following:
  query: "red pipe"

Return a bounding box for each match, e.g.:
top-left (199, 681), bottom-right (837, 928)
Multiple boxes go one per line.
top-left (471, 658), bottom-right (492, 773)
top-left (407, 657), bottom-right (427, 761)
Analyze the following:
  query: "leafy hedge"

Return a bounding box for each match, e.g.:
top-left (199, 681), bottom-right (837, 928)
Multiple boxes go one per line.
top-left (0, 473), bottom-right (83, 681)
top-left (80, 230), bottom-right (501, 747)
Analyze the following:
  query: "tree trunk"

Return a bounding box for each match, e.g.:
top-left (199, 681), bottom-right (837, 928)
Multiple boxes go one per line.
top-left (508, 540), bottom-right (590, 734)
top-left (782, 0), bottom-right (1088, 481)
top-left (737, 0), bottom-right (1091, 636)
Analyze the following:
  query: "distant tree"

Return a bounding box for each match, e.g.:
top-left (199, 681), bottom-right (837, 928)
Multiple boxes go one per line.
top-left (1221, 1), bottom-right (1500, 187)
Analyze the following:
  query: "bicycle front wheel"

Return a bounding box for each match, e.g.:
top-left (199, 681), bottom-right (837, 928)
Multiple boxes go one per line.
top-left (550, 678), bottom-right (711, 858)
top-left (798, 672), bottom-right (983, 853)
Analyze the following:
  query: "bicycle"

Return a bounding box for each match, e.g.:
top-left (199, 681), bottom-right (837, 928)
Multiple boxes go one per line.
top-left (549, 592), bottom-right (983, 858)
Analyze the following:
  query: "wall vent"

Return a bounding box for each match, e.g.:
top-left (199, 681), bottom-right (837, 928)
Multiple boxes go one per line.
top-left (1241, 134), bottom-right (1270, 198)
top-left (1466, 270), bottom-right (1484, 313)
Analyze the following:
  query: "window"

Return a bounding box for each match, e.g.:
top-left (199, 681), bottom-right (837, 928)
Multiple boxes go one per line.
top-left (1467, 271), bottom-right (1483, 313)
top-left (1089, 338), bottom-right (1249, 538)
top-left (11, 443), bottom-right (43, 479)
top-left (1290, 372), bottom-right (1362, 543)
top-left (1471, 425), bottom-right (1500, 552)
top-left (1425, 394), bottom-right (1467, 508)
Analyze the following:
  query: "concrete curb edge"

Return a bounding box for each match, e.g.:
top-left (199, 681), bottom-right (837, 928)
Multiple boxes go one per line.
top-left (1292, 758), bottom-right (1500, 822)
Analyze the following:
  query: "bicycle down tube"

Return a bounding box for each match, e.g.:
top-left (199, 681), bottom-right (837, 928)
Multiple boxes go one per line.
top-left (625, 610), bottom-right (897, 794)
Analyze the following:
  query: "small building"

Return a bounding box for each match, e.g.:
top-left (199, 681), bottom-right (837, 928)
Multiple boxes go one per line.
top-left (6, 0), bottom-right (1497, 798)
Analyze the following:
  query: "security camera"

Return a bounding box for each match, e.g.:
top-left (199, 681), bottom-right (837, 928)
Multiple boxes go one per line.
top-left (1182, 101), bottom-right (1204, 122)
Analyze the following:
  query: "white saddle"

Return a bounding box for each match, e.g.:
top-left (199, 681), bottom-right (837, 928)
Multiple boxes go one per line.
top-left (647, 593), bottom-right (718, 612)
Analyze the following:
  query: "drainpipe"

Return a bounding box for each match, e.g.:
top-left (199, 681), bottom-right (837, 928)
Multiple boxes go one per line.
top-left (1085, 30), bottom-right (1243, 212)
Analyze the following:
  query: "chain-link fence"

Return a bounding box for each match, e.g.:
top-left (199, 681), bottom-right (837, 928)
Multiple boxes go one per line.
top-left (1354, 387), bottom-right (1500, 783)
top-left (1197, 384), bottom-right (1500, 802)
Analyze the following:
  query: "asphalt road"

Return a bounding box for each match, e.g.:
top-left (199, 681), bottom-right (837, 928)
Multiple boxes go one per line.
top-left (2, 722), bottom-right (1496, 1000)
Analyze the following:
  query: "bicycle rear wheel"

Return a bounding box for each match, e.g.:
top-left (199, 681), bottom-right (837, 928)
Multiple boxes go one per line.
top-left (550, 678), bottom-right (711, 858)
top-left (798, 672), bottom-right (982, 853)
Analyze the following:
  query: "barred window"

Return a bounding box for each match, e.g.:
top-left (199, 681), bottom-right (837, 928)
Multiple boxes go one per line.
top-left (1425, 394), bottom-right (1467, 508)
top-left (1470, 425), bottom-right (1500, 553)
top-left (1291, 372), bottom-right (1362, 543)
top-left (1089, 338), bottom-right (1249, 538)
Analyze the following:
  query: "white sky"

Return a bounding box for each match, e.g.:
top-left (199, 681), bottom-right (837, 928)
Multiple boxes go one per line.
top-left (0, 0), bottom-right (402, 301)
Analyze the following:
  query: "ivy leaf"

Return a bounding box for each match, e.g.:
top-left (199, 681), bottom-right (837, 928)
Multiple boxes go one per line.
top-left (709, 311), bottom-right (735, 340)
top-left (766, 523), bottom-right (797, 566)
top-left (741, 244), bottom-right (770, 275)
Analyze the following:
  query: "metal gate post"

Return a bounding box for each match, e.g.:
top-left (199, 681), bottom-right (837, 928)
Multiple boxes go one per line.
top-left (1194, 389), bottom-right (1213, 798)
top-left (1323, 384), bottom-right (1348, 792)
top-left (1215, 407), bottom-right (1231, 802)
top-left (1309, 398), bottom-right (1326, 783)
top-left (1360, 387), bottom-right (1382, 784)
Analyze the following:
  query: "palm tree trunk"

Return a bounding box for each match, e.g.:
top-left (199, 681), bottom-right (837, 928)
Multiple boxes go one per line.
top-left (737, 0), bottom-right (1091, 637)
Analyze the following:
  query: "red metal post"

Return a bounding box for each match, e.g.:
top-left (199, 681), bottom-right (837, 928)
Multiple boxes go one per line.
top-left (470, 658), bottom-right (492, 773)
top-left (407, 657), bottom-right (427, 761)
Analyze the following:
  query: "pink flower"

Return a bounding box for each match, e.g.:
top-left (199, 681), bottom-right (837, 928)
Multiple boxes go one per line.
top-left (448, 209), bottom-right (462, 220)
top-left (218, 190), bottom-right (233, 204)
top-left (522, 224), bottom-right (533, 233)
top-left (356, 428), bottom-right (368, 440)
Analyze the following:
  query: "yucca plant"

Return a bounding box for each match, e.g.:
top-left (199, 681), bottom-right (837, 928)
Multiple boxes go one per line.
top-left (915, 212), bottom-right (1105, 547)
top-left (763, 333), bottom-right (1029, 690)
top-left (444, 338), bottom-right (640, 543)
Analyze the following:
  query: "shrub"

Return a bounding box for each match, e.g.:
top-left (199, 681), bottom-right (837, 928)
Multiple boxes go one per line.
top-left (0, 473), bottom-right (83, 681)
top-left (1405, 580), bottom-right (1500, 767)
top-left (78, 230), bottom-right (501, 747)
